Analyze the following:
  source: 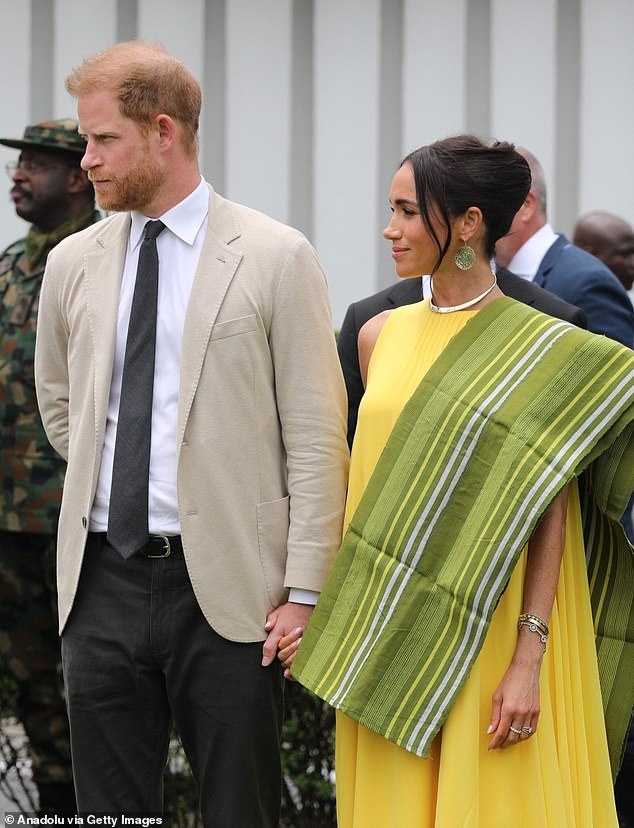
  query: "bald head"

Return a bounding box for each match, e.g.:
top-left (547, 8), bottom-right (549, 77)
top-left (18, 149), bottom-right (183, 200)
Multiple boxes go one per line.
top-left (573, 211), bottom-right (634, 291)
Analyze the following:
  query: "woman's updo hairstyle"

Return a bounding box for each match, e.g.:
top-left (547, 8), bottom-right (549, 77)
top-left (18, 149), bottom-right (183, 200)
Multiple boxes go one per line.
top-left (402, 134), bottom-right (531, 273)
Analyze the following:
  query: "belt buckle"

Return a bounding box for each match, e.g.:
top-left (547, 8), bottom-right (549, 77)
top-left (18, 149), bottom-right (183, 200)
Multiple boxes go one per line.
top-left (146, 535), bottom-right (171, 558)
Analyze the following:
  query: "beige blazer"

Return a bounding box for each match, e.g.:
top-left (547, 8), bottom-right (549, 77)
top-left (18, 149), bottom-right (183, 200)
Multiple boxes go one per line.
top-left (35, 186), bottom-right (349, 639)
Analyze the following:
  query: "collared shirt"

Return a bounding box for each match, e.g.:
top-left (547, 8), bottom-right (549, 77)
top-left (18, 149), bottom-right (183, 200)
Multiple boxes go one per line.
top-left (505, 222), bottom-right (559, 281)
top-left (89, 178), bottom-right (315, 604)
top-left (90, 177), bottom-right (209, 534)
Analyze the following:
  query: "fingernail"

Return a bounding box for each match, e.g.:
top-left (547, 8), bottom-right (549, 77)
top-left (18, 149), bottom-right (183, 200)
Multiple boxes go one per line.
top-left (486, 724), bottom-right (493, 734)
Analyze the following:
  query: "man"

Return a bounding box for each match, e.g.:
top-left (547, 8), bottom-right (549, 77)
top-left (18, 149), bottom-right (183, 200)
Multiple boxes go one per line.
top-left (34, 42), bottom-right (348, 826)
top-left (339, 270), bottom-right (586, 446)
top-left (495, 147), bottom-right (634, 348)
top-left (573, 210), bottom-right (634, 297)
top-left (0, 118), bottom-right (98, 814)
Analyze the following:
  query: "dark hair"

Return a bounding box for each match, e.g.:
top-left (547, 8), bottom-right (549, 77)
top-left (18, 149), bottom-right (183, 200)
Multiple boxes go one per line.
top-left (402, 134), bottom-right (531, 271)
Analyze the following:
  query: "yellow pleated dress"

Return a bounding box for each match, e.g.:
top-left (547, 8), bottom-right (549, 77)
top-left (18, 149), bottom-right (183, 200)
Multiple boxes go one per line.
top-left (336, 301), bottom-right (618, 828)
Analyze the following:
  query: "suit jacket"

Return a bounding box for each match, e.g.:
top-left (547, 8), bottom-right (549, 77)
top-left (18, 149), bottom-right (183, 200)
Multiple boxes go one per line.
top-left (534, 234), bottom-right (634, 348)
top-left (35, 186), bottom-right (349, 639)
top-left (338, 267), bottom-right (587, 447)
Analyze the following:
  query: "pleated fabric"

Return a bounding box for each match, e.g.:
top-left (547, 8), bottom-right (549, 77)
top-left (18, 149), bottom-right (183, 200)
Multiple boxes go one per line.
top-left (308, 300), bottom-right (621, 827)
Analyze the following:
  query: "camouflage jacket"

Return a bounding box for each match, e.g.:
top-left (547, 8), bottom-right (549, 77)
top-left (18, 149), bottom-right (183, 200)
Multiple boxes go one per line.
top-left (0, 207), bottom-right (101, 532)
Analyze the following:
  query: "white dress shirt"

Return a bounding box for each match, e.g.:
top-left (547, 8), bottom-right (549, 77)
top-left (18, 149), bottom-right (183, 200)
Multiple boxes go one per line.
top-left (90, 178), bottom-right (209, 534)
top-left (505, 223), bottom-right (559, 281)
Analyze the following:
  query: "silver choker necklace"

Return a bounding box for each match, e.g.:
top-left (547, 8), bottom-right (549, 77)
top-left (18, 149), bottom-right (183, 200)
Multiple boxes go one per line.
top-left (429, 274), bottom-right (497, 313)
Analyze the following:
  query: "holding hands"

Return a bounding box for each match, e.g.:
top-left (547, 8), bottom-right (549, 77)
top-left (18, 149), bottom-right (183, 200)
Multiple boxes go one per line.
top-left (262, 601), bottom-right (311, 679)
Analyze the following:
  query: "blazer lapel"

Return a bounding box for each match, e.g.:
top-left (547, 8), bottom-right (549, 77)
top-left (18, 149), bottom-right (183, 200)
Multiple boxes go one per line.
top-left (83, 214), bottom-right (130, 440)
top-left (497, 267), bottom-right (537, 308)
top-left (534, 234), bottom-right (566, 288)
top-left (177, 190), bottom-right (243, 440)
top-left (386, 277), bottom-right (424, 307)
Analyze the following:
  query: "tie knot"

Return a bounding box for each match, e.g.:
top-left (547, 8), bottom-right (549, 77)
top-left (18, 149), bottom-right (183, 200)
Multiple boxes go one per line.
top-left (144, 220), bottom-right (165, 241)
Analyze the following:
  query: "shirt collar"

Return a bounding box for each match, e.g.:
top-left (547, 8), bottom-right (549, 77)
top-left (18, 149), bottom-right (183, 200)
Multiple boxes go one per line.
top-left (507, 223), bottom-right (559, 280)
top-left (130, 177), bottom-right (210, 250)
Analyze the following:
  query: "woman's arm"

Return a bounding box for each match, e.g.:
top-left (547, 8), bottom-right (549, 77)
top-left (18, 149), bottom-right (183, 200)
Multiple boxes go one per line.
top-left (487, 484), bottom-right (569, 750)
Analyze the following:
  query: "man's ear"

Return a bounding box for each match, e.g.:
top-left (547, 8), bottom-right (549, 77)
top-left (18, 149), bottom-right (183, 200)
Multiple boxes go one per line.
top-left (515, 189), bottom-right (538, 224)
top-left (155, 114), bottom-right (177, 151)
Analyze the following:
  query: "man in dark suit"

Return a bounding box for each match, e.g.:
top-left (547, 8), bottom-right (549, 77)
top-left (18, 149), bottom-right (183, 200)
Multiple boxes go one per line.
top-left (338, 268), bottom-right (586, 447)
top-left (495, 148), bottom-right (634, 349)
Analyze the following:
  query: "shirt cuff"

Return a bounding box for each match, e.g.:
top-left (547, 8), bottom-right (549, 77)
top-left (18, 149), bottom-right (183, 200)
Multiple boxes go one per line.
top-left (288, 587), bottom-right (319, 606)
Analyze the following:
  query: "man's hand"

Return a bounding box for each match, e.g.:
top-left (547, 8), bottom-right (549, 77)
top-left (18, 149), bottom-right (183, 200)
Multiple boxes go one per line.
top-left (262, 602), bottom-right (313, 678)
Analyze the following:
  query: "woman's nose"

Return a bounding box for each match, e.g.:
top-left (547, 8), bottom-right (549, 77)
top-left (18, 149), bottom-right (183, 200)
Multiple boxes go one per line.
top-left (383, 219), bottom-right (401, 239)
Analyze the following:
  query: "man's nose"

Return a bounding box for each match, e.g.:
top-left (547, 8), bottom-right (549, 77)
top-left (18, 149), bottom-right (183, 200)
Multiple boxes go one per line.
top-left (80, 141), bottom-right (97, 171)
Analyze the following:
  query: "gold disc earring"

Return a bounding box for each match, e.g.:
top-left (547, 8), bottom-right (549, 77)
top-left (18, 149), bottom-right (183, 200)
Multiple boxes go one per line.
top-left (454, 240), bottom-right (476, 271)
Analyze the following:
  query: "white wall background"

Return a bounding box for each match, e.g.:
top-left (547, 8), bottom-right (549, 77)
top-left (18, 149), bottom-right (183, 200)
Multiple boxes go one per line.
top-left (0, 0), bottom-right (632, 326)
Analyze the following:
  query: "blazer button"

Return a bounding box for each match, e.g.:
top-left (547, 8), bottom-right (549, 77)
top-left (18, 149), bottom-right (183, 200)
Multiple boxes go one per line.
top-left (82, 516), bottom-right (87, 528)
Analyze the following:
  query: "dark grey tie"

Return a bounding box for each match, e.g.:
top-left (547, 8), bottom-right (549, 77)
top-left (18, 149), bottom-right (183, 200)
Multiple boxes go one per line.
top-left (107, 219), bottom-right (165, 558)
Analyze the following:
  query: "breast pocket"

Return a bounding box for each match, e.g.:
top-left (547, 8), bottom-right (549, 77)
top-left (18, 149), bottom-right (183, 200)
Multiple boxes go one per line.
top-left (210, 314), bottom-right (258, 341)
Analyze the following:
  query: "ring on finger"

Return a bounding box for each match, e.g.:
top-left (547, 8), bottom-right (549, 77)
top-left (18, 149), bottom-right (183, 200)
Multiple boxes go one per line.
top-left (509, 726), bottom-right (522, 735)
top-left (522, 726), bottom-right (533, 734)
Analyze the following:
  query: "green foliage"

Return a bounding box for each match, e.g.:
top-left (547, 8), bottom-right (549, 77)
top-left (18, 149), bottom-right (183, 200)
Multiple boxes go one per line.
top-left (0, 675), bottom-right (39, 812)
top-left (280, 681), bottom-right (336, 827)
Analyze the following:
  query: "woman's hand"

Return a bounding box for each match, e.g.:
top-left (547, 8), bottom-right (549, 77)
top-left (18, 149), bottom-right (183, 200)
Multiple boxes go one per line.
top-left (486, 484), bottom-right (570, 750)
top-left (262, 602), bottom-right (312, 679)
top-left (487, 643), bottom-right (542, 750)
top-left (276, 625), bottom-right (304, 679)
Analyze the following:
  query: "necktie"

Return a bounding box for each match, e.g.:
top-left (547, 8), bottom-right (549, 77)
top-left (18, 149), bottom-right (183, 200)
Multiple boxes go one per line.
top-left (107, 220), bottom-right (165, 558)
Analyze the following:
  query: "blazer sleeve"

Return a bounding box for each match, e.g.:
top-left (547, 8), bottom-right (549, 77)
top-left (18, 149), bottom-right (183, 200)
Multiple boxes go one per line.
top-left (337, 302), bottom-right (364, 450)
top-left (34, 250), bottom-right (70, 460)
top-left (268, 235), bottom-right (350, 592)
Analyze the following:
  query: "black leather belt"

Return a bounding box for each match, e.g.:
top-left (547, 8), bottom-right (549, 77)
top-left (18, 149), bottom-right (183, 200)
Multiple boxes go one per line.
top-left (140, 535), bottom-right (182, 558)
top-left (91, 533), bottom-right (182, 558)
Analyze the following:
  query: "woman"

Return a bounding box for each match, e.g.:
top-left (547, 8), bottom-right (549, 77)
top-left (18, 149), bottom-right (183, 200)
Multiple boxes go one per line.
top-left (285, 136), bottom-right (634, 826)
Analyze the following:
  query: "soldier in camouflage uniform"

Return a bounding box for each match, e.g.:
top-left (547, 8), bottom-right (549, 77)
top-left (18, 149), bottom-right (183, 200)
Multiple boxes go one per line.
top-left (0, 119), bottom-right (99, 814)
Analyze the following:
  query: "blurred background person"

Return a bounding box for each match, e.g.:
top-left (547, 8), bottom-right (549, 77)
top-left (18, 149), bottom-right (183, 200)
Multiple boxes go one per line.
top-left (495, 147), bottom-right (634, 348)
top-left (0, 118), bottom-right (97, 814)
top-left (573, 210), bottom-right (634, 300)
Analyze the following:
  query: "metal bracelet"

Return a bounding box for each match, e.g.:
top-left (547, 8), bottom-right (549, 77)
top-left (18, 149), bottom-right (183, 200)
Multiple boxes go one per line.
top-left (517, 619), bottom-right (548, 652)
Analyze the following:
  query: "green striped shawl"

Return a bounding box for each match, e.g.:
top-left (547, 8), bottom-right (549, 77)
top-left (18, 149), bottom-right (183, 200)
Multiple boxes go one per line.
top-left (293, 298), bottom-right (634, 776)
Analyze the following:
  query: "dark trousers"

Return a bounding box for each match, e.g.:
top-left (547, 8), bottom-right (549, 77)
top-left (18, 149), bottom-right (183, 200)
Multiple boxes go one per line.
top-left (62, 534), bottom-right (284, 827)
